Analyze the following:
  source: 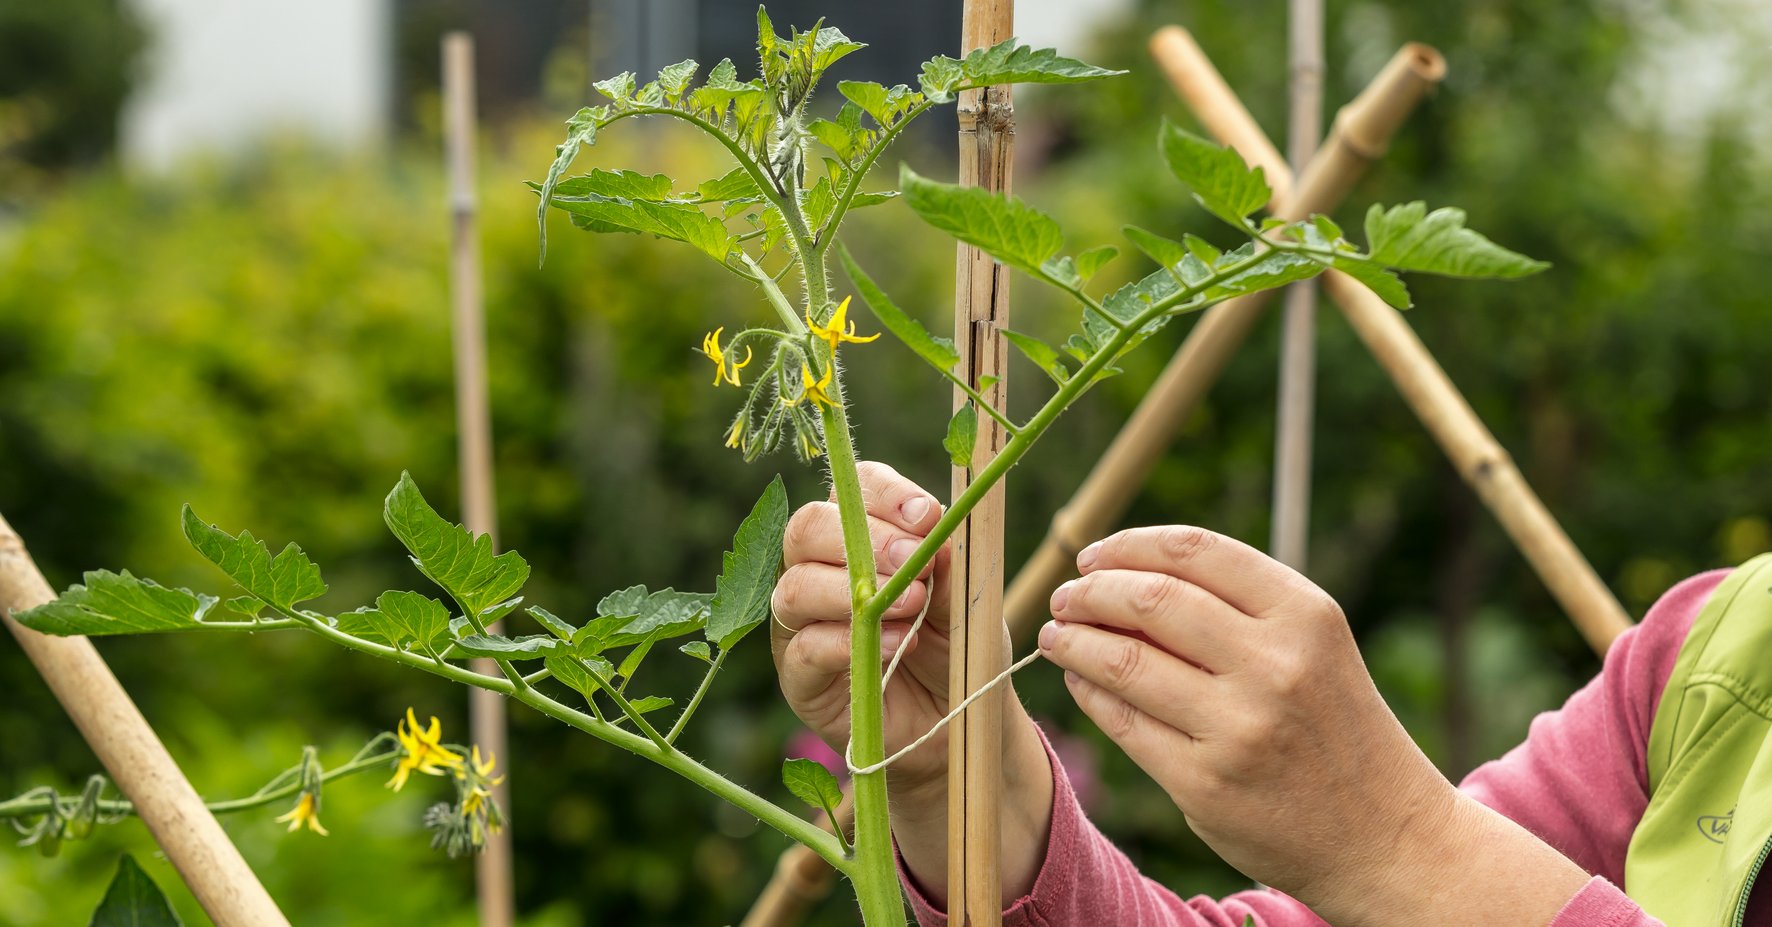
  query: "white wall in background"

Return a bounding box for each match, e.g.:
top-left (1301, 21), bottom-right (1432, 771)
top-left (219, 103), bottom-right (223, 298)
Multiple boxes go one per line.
top-left (1015, 0), bottom-right (1132, 53)
top-left (121, 0), bottom-right (391, 172)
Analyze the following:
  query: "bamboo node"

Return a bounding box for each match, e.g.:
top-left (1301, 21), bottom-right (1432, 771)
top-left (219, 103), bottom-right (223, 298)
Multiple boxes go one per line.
top-left (1329, 113), bottom-right (1386, 162)
top-left (1469, 449), bottom-right (1514, 483)
top-left (957, 91), bottom-right (1015, 133)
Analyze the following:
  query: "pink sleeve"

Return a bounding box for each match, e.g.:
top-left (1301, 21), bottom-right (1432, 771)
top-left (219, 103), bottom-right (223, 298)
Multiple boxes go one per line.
top-left (1458, 569), bottom-right (1727, 885)
top-left (902, 571), bottom-right (1725, 927)
top-left (901, 727), bottom-right (1330, 927)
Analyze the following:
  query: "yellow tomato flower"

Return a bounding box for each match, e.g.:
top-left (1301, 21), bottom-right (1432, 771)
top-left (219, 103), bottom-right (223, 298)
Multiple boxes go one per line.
top-left (388, 708), bottom-right (464, 791)
top-left (725, 417), bottom-right (747, 450)
top-left (806, 296), bottom-right (880, 353)
top-left (460, 746), bottom-right (506, 817)
top-left (700, 327), bottom-right (752, 387)
top-left (803, 364), bottom-right (834, 408)
top-left (789, 362), bottom-right (834, 409)
top-left (275, 792), bottom-right (329, 836)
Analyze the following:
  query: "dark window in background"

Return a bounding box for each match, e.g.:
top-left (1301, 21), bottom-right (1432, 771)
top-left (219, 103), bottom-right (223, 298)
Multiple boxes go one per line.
top-left (393, 0), bottom-right (960, 141)
top-left (693, 0), bottom-right (960, 92)
top-left (394, 0), bottom-right (582, 126)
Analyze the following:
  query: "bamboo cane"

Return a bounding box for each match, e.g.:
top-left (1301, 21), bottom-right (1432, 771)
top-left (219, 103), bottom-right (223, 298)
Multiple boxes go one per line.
top-left (1165, 49), bottom-right (1634, 654)
top-left (1148, 27), bottom-right (1291, 202)
top-left (1, 513), bottom-right (290, 926)
top-left (1271, 0), bottom-right (1325, 570)
top-left (1319, 271), bottom-right (1633, 652)
top-left (1002, 36), bottom-right (1446, 636)
top-left (950, 1), bottom-right (1015, 923)
top-left (442, 32), bottom-right (515, 927)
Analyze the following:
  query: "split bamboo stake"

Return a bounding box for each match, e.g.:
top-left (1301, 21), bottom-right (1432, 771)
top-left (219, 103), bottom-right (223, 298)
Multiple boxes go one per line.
top-left (1166, 49), bottom-right (1634, 654)
top-left (1, 513), bottom-right (290, 926)
top-left (950, 1), bottom-right (1015, 922)
top-left (1003, 35), bottom-right (1446, 636)
top-left (442, 32), bottom-right (515, 927)
top-left (1270, 0), bottom-right (1325, 570)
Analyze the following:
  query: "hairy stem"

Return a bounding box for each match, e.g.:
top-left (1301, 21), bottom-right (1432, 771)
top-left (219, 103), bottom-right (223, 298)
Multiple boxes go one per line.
top-left (0, 742), bottom-right (399, 821)
top-left (667, 648), bottom-right (728, 744)
top-left (259, 606), bottom-right (844, 865)
top-left (941, 367), bottom-right (1019, 434)
top-left (504, 684), bottom-right (850, 869)
top-left (601, 107), bottom-right (794, 220)
top-left (741, 253), bottom-right (809, 334)
top-left (572, 654), bottom-right (672, 750)
top-left (815, 99), bottom-right (938, 250)
top-left (819, 381), bottom-right (904, 927)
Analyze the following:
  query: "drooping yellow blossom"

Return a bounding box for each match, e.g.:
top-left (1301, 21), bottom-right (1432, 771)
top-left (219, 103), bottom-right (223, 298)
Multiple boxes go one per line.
top-left (725, 417), bottom-right (747, 450)
top-left (806, 296), bottom-right (880, 353)
top-left (700, 327), bottom-right (753, 387)
top-left (275, 792), bottom-right (330, 836)
top-left (388, 708), bottom-right (464, 791)
top-left (797, 430), bottom-right (823, 459)
top-left (796, 363), bottom-right (834, 409)
top-left (460, 746), bottom-right (506, 818)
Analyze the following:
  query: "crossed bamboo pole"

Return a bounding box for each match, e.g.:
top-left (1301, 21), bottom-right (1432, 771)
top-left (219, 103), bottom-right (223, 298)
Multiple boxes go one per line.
top-left (1014, 28), bottom-right (1634, 656)
top-left (739, 31), bottom-right (1461, 927)
top-left (1, 514), bottom-right (290, 925)
top-left (1001, 31), bottom-right (1452, 637)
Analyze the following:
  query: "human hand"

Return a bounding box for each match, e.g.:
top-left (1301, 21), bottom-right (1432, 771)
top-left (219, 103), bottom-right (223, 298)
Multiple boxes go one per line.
top-left (769, 462), bottom-right (1054, 906)
top-left (1038, 525), bottom-right (1587, 925)
top-left (770, 461), bottom-right (956, 791)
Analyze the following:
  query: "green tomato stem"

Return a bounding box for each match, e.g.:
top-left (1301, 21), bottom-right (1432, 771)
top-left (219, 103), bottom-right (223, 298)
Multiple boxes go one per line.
top-left (818, 367), bottom-right (907, 927)
top-left (815, 99), bottom-right (939, 252)
top-left (666, 647), bottom-right (728, 744)
top-left (570, 654), bottom-right (672, 750)
top-left (503, 684), bottom-right (851, 870)
top-left (742, 253), bottom-right (809, 334)
top-left (0, 743), bottom-right (399, 821)
top-left (256, 604), bottom-right (848, 870)
top-left (865, 246), bottom-right (1279, 623)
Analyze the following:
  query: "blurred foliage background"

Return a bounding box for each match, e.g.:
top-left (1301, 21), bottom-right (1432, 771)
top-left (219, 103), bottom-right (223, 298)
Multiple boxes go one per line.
top-left (1, 0), bottom-right (1770, 923)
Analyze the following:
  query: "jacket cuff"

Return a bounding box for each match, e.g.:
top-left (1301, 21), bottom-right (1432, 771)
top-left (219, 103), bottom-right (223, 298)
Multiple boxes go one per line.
top-left (1548, 877), bottom-right (1663, 927)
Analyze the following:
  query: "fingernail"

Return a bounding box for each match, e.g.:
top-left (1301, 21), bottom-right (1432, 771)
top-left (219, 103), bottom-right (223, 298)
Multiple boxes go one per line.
top-left (901, 496), bottom-right (932, 524)
top-left (887, 537), bottom-right (918, 569)
top-left (1039, 620), bottom-right (1064, 650)
top-left (892, 588), bottom-right (910, 610)
top-left (1064, 669), bottom-right (1081, 685)
top-left (882, 627), bottom-right (906, 650)
top-left (1051, 580), bottom-right (1075, 613)
top-left (1077, 542), bottom-right (1102, 570)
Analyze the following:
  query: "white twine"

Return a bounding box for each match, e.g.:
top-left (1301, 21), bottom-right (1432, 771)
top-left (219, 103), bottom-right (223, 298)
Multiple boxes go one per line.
top-left (845, 646), bottom-right (1046, 777)
top-left (878, 580), bottom-right (934, 690)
